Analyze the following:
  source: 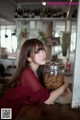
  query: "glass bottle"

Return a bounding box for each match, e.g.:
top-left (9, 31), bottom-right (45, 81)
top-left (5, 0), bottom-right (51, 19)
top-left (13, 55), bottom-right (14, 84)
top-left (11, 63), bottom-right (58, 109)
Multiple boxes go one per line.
top-left (14, 8), bottom-right (18, 18)
top-left (44, 61), bottom-right (64, 90)
top-left (66, 58), bottom-right (71, 73)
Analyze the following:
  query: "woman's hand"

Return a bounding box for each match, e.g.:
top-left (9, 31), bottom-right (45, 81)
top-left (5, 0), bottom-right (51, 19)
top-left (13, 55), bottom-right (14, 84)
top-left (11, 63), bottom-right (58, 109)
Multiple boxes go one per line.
top-left (61, 88), bottom-right (69, 96)
top-left (44, 81), bottom-right (69, 105)
top-left (61, 79), bottom-right (69, 96)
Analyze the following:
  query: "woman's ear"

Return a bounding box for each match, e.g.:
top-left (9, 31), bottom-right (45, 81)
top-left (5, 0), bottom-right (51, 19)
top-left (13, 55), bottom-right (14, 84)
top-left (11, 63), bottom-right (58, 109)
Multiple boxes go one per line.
top-left (27, 57), bottom-right (32, 62)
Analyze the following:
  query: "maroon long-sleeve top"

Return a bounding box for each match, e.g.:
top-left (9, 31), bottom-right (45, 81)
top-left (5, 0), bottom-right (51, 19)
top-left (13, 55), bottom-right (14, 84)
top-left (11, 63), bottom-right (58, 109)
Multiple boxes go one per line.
top-left (0, 68), bottom-right (50, 119)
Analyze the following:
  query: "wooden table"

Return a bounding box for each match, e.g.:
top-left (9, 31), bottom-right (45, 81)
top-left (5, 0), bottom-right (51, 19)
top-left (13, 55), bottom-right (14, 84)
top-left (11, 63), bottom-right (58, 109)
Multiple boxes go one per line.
top-left (16, 103), bottom-right (80, 120)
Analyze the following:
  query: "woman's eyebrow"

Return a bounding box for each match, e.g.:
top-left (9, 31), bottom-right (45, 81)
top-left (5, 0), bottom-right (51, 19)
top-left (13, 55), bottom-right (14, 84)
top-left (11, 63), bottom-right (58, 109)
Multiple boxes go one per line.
top-left (35, 47), bottom-right (45, 53)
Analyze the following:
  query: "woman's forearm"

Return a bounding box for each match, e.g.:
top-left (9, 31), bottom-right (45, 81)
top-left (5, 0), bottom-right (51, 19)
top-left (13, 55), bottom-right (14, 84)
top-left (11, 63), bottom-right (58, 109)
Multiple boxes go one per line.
top-left (44, 83), bottom-right (68, 105)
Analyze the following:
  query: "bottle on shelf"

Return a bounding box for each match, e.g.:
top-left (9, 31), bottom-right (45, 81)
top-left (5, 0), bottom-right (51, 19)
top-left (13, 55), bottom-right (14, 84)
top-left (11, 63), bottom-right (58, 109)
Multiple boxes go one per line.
top-left (14, 7), bottom-right (64, 19)
top-left (66, 58), bottom-right (71, 73)
top-left (31, 9), bottom-right (35, 18)
top-left (14, 8), bottom-right (18, 18)
top-left (23, 8), bottom-right (28, 18)
top-left (17, 8), bottom-right (23, 18)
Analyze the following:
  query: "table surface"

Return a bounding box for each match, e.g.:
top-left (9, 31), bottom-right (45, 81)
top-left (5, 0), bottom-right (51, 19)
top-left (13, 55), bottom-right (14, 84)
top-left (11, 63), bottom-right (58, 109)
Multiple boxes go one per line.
top-left (16, 103), bottom-right (80, 120)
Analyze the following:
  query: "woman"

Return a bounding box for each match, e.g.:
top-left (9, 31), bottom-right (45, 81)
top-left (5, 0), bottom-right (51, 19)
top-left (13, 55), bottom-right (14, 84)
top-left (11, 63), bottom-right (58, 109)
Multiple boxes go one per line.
top-left (0, 39), bottom-right (70, 119)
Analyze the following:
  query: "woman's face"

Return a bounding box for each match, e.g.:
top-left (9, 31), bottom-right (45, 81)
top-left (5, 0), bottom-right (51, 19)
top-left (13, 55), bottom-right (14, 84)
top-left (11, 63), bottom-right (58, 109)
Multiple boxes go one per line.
top-left (33, 46), bottom-right (46, 66)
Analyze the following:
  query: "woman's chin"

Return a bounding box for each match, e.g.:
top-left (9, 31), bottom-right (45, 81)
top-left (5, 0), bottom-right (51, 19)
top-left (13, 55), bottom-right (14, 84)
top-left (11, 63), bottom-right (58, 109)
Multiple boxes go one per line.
top-left (40, 61), bottom-right (46, 65)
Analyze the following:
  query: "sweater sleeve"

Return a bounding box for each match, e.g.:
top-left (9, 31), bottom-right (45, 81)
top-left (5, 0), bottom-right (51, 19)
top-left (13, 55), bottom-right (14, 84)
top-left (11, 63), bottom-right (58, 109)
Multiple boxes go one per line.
top-left (24, 88), bottom-right (50, 105)
top-left (21, 68), bottom-right (50, 105)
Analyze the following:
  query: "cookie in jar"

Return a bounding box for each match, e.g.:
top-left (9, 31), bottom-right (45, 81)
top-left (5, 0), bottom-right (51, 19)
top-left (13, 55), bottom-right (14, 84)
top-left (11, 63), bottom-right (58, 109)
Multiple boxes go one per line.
top-left (44, 61), bottom-right (65, 90)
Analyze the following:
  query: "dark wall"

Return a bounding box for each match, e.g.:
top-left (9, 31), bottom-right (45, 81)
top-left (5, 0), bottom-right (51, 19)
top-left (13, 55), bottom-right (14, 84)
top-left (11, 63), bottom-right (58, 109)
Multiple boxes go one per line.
top-left (0, 0), bottom-right (17, 22)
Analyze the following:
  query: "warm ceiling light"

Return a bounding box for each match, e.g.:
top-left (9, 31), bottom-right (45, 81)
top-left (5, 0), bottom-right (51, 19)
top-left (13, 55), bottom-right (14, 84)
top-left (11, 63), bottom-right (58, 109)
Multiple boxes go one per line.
top-left (42, 1), bottom-right (46, 6)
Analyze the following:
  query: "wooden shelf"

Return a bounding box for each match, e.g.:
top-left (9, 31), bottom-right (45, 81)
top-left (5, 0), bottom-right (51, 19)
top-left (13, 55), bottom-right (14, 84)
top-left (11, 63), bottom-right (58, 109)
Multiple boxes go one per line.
top-left (14, 17), bottom-right (76, 22)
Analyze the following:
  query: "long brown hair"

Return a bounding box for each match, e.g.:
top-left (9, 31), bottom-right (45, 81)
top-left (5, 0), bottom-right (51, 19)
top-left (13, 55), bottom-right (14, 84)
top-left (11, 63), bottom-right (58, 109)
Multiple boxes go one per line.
top-left (11, 38), bottom-right (45, 86)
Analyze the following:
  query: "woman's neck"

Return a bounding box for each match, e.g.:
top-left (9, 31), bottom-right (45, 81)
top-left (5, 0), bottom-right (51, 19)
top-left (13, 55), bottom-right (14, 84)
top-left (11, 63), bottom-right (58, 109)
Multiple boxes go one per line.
top-left (30, 62), bottom-right (39, 77)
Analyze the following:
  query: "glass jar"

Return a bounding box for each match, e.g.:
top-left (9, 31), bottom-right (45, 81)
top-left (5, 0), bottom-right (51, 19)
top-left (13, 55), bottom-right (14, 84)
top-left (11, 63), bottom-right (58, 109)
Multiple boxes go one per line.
top-left (44, 61), bottom-right (65, 90)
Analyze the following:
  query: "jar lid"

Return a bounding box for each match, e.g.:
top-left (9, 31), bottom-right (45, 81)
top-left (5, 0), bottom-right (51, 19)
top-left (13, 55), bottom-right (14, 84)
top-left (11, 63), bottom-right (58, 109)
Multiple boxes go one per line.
top-left (45, 61), bottom-right (64, 70)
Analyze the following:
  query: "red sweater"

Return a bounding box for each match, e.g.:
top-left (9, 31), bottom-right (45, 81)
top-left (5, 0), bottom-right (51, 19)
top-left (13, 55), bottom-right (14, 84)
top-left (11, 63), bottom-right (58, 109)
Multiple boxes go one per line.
top-left (0, 68), bottom-right (50, 120)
